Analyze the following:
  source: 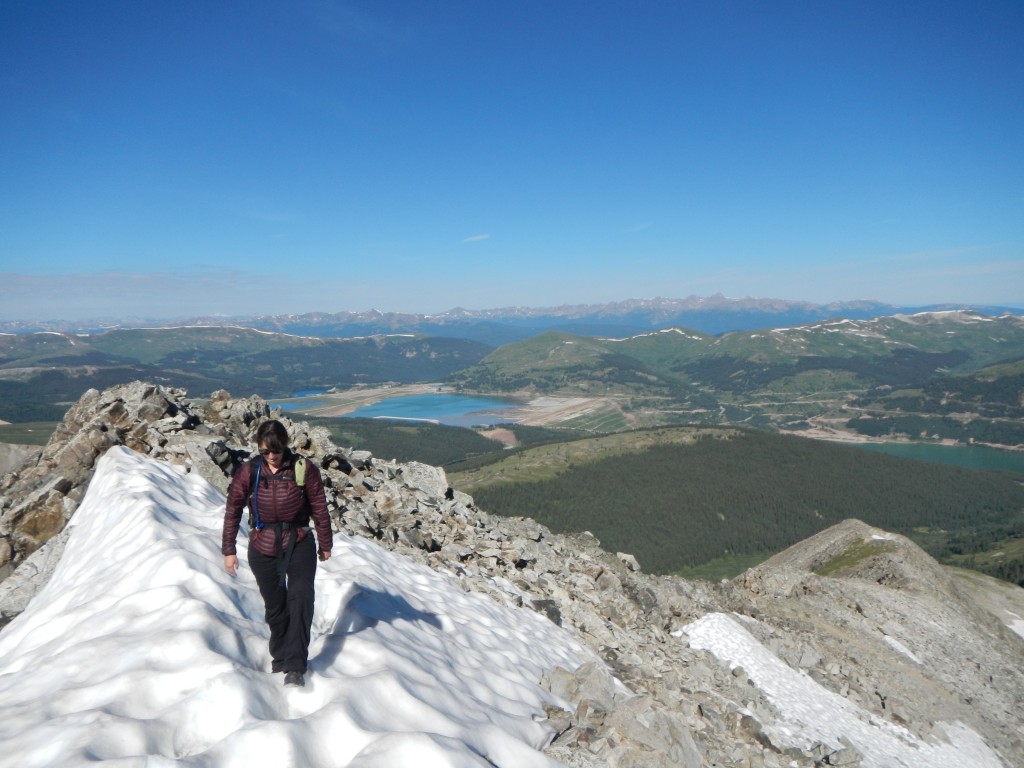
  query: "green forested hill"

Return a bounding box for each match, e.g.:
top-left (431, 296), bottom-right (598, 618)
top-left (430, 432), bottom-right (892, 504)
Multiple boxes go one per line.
top-left (449, 311), bottom-right (1024, 444)
top-left (453, 312), bottom-right (1024, 395)
top-left (0, 328), bottom-right (491, 422)
top-left (449, 331), bottom-right (694, 397)
top-left (454, 427), bottom-right (1024, 584)
top-left (846, 358), bottom-right (1024, 445)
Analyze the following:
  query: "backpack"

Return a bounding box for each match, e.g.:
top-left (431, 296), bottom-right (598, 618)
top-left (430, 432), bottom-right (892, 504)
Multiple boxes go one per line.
top-left (247, 455), bottom-right (307, 530)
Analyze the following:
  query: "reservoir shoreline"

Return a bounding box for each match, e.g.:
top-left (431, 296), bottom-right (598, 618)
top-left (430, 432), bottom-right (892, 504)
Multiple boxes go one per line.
top-left (271, 385), bottom-right (1023, 473)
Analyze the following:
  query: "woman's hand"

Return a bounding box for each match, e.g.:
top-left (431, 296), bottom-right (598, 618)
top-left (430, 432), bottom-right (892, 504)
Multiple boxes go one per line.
top-left (318, 549), bottom-right (332, 562)
top-left (224, 554), bottom-right (239, 576)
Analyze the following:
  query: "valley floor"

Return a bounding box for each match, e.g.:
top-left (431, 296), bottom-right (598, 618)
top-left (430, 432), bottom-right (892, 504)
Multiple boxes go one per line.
top-left (272, 385), bottom-right (1024, 455)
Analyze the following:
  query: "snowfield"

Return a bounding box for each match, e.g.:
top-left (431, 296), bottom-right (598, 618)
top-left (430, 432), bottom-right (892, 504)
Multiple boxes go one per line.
top-left (0, 447), bottom-right (592, 767)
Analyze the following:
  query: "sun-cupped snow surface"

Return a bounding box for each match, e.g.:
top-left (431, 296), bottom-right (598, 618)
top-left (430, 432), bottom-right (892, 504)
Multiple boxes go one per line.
top-left (683, 613), bottom-right (1003, 768)
top-left (0, 446), bottom-right (594, 767)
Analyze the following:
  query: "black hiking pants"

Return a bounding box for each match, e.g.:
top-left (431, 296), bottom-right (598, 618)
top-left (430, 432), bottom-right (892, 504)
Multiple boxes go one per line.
top-left (249, 533), bottom-right (316, 674)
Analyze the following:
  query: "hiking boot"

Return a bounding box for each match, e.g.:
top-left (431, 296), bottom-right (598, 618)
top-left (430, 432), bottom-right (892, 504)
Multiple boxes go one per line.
top-left (271, 660), bottom-right (284, 674)
top-left (284, 671), bottom-right (305, 687)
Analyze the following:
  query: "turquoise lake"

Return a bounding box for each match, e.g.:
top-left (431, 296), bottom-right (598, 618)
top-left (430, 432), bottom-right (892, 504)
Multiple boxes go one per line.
top-left (850, 441), bottom-right (1024, 474)
top-left (342, 393), bottom-right (521, 427)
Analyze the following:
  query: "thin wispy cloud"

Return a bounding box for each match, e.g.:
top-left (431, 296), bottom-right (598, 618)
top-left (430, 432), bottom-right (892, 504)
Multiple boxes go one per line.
top-left (892, 245), bottom-right (994, 264)
top-left (462, 234), bottom-right (490, 243)
top-left (905, 258), bottom-right (1024, 280)
top-left (621, 222), bottom-right (653, 234)
top-left (308, 0), bottom-right (411, 49)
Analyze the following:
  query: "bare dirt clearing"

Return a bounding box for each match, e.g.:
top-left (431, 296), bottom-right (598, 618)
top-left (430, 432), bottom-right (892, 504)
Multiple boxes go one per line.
top-left (273, 386), bottom-right (607, 427)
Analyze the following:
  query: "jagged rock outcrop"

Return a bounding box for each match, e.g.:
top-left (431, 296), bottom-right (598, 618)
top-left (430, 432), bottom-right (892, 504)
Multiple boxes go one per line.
top-left (1, 382), bottom-right (1022, 767)
top-left (0, 383), bottom-right (262, 578)
top-left (725, 520), bottom-right (1024, 764)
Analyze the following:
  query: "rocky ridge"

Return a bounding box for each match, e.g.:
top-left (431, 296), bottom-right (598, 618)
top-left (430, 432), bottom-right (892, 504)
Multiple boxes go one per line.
top-left (1, 381), bottom-right (1022, 767)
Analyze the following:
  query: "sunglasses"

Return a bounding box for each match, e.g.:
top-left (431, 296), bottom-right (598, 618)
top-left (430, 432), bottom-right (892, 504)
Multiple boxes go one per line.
top-left (258, 448), bottom-right (282, 456)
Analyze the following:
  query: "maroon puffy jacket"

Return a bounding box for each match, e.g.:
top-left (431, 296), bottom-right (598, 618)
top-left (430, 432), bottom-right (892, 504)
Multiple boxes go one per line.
top-left (222, 451), bottom-right (333, 558)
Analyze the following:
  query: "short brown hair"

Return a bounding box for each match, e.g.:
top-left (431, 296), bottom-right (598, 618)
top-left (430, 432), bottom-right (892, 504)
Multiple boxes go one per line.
top-left (256, 420), bottom-right (289, 453)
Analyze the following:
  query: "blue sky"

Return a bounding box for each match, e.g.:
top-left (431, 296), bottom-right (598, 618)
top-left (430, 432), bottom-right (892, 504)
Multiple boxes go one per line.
top-left (2, 1), bottom-right (1022, 320)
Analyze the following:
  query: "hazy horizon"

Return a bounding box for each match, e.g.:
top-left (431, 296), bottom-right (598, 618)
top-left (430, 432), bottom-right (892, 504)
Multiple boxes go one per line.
top-left (2, 293), bottom-right (1023, 327)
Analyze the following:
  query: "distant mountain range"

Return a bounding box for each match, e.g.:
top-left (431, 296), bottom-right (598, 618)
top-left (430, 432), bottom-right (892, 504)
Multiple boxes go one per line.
top-left (4, 295), bottom-right (1022, 344)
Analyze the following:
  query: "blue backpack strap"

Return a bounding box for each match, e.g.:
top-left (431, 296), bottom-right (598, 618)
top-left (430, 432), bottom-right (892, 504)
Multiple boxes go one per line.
top-left (249, 459), bottom-right (264, 530)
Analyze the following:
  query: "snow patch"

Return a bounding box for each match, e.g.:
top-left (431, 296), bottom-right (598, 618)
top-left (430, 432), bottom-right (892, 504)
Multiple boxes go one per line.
top-left (881, 634), bottom-right (921, 664)
top-left (1005, 610), bottom-right (1024, 641)
top-left (683, 612), bottom-right (1001, 768)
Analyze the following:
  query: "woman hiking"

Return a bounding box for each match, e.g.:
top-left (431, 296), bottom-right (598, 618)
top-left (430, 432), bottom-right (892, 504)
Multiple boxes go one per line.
top-left (222, 419), bottom-right (333, 687)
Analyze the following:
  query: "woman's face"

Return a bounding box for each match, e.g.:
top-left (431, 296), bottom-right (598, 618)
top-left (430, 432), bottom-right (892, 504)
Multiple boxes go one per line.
top-left (258, 443), bottom-right (284, 471)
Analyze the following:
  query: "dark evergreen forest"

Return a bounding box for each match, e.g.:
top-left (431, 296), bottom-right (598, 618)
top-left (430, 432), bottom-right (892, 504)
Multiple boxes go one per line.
top-left (469, 430), bottom-right (1024, 583)
top-left (302, 417), bottom-right (573, 467)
